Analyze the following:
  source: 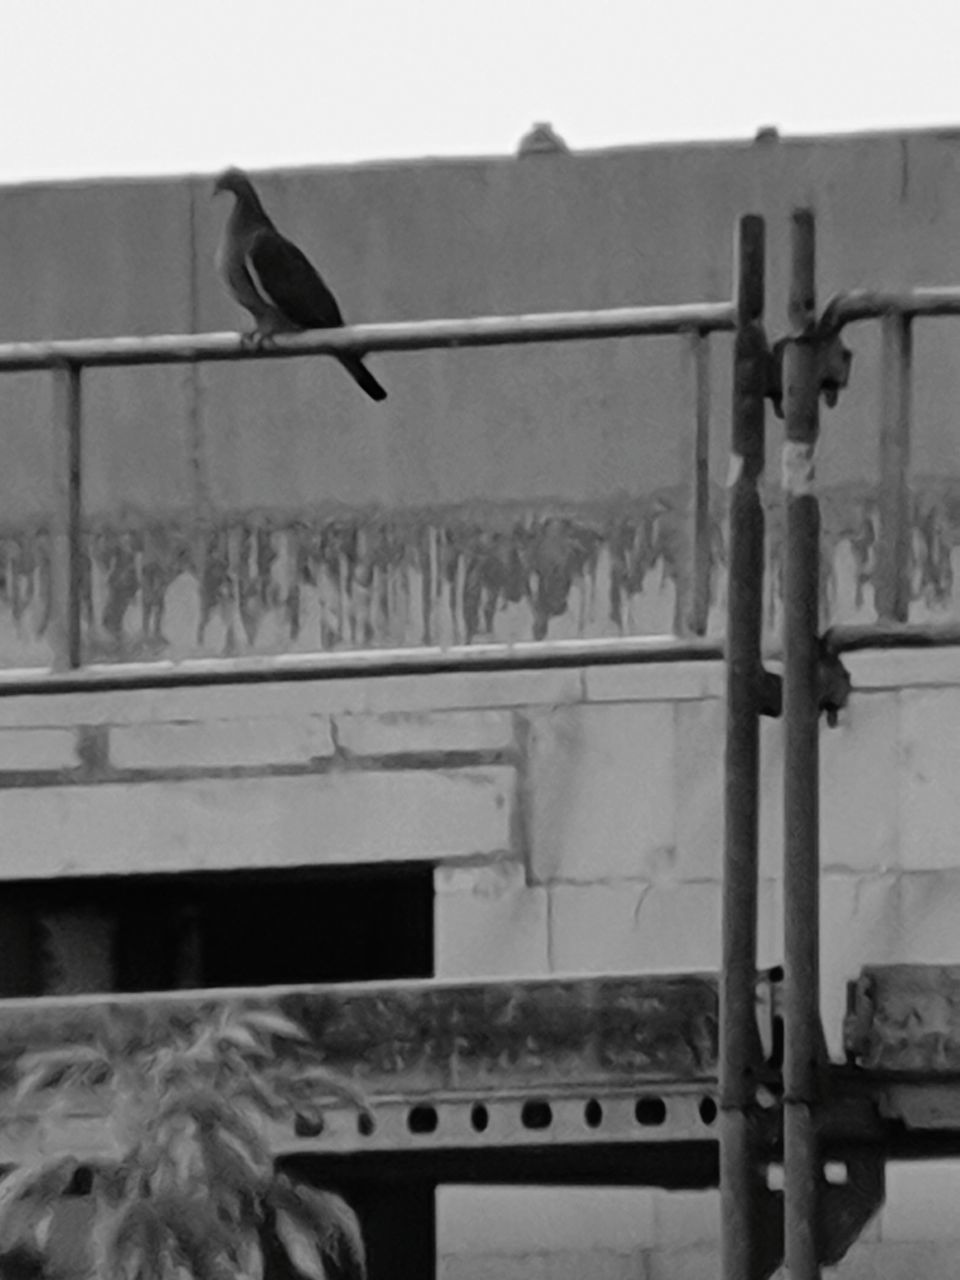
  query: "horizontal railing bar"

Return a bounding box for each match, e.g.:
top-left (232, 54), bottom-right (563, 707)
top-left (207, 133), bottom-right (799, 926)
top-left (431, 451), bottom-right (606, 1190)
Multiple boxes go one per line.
top-left (0, 635), bottom-right (724, 697)
top-left (821, 286), bottom-right (960, 332)
top-left (0, 303), bottom-right (736, 373)
top-left (3, 618), bottom-right (957, 696)
top-left (826, 620), bottom-right (960, 653)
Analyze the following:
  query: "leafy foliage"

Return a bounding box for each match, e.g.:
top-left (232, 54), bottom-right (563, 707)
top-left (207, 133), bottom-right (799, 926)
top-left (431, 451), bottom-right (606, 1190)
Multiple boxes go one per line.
top-left (0, 1004), bottom-right (367, 1280)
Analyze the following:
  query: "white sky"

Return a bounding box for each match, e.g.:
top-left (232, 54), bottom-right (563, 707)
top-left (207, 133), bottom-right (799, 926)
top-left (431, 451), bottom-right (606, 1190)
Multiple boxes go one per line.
top-left (2, 0), bottom-right (960, 184)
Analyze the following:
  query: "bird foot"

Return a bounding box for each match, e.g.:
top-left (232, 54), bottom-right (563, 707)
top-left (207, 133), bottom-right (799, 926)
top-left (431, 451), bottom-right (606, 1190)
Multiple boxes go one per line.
top-left (241, 329), bottom-right (278, 352)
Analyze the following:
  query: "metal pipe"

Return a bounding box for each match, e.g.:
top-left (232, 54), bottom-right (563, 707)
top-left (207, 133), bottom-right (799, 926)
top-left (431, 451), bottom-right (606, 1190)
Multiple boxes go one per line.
top-left (821, 285), bottom-right (960, 332)
top-left (15, 609), bottom-right (955, 701)
top-left (720, 213), bottom-right (767, 1280)
top-left (782, 208), bottom-right (823, 1280)
top-left (0, 302), bottom-right (737, 373)
top-left (826, 620), bottom-right (960, 652)
top-left (687, 330), bottom-right (713, 636)
top-left (875, 314), bottom-right (913, 621)
top-left (0, 634), bottom-right (726, 698)
top-left (49, 364), bottom-right (83, 671)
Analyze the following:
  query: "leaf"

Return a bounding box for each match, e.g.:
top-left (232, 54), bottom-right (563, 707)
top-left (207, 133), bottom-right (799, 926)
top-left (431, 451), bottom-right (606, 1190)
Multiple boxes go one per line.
top-left (0, 1157), bottom-right (80, 1223)
top-left (239, 1010), bottom-right (310, 1044)
top-left (273, 1209), bottom-right (329, 1280)
top-left (14, 1045), bottom-right (110, 1102)
top-left (284, 1064), bottom-right (370, 1115)
top-left (269, 1176), bottom-right (365, 1280)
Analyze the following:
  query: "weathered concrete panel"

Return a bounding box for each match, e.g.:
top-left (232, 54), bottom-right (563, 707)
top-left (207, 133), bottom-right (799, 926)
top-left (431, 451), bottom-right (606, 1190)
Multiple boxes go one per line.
top-left (881, 1161), bottom-right (960, 1240)
top-left (335, 708), bottom-right (515, 757)
top-left (526, 703), bottom-right (676, 884)
top-left (434, 862), bottom-right (549, 978)
top-left (548, 880), bottom-right (780, 975)
top-left (899, 687), bottom-right (960, 870)
top-left (0, 767), bottom-right (515, 878)
top-left (0, 727), bottom-right (79, 771)
top-left (821, 1240), bottom-right (960, 1280)
top-left (109, 716), bottom-right (335, 769)
top-left (436, 1185), bottom-right (656, 1254)
top-left (820, 692), bottom-right (900, 873)
top-left (0, 179), bottom-right (196, 518)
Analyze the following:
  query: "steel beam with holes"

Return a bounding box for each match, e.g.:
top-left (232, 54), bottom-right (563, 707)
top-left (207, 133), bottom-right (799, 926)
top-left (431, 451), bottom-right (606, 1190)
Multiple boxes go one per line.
top-left (0, 972), bottom-right (774, 1171)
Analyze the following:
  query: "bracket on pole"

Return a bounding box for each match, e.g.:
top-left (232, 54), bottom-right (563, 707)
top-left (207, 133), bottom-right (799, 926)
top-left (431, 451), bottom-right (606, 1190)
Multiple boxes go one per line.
top-left (764, 334), bottom-right (853, 418)
top-left (756, 640), bottom-right (851, 726)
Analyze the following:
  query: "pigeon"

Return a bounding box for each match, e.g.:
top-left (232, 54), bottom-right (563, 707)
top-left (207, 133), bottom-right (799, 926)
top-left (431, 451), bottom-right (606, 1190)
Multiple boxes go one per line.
top-left (213, 167), bottom-right (387, 403)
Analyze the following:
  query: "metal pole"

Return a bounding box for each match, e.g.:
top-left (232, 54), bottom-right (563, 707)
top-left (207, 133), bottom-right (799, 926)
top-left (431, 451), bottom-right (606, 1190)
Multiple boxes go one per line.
top-left (720, 213), bottom-right (767, 1280)
top-left (0, 301), bottom-right (737, 372)
top-left (782, 208), bottom-right (823, 1280)
top-left (688, 330), bottom-right (713, 636)
top-left (875, 314), bottom-right (913, 621)
top-left (49, 363), bottom-right (83, 671)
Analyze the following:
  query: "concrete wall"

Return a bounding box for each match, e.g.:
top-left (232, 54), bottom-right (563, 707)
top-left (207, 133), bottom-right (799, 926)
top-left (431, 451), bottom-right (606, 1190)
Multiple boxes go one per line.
top-left (5, 131), bottom-right (960, 1273)
top-left (0, 649), bottom-right (958, 1272)
top-left (4, 130), bottom-right (960, 664)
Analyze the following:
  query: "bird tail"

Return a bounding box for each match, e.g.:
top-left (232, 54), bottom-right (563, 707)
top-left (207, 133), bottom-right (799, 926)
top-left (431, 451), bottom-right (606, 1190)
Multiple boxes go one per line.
top-left (339, 354), bottom-right (387, 402)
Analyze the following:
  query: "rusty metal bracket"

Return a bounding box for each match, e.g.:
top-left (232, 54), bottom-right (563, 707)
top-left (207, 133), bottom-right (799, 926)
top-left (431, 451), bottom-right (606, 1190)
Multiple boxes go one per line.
top-left (753, 641), bottom-right (851, 726)
top-left (816, 642), bottom-right (852, 727)
top-left (765, 334), bottom-right (853, 418)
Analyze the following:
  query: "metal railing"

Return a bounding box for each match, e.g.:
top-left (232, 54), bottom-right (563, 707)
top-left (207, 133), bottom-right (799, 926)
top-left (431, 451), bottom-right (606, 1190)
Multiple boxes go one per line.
top-left (821, 285), bottom-right (960, 633)
top-left (0, 300), bottom-right (739, 682)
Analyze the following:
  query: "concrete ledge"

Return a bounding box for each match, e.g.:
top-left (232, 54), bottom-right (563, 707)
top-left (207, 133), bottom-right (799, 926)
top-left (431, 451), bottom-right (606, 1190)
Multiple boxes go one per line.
top-left (584, 661), bottom-right (723, 703)
top-left (0, 767), bottom-right (515, 879)
top-left (335, 709), bottom-right (515, 757)
top-left (0, 728), bottom-right (79, 771)
top-left (110, 717), bottom-right (335, 769)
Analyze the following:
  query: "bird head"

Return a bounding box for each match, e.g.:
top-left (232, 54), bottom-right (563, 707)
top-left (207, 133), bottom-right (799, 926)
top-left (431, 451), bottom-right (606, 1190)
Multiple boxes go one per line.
top-left (213, 167), bottom-right (255, 199)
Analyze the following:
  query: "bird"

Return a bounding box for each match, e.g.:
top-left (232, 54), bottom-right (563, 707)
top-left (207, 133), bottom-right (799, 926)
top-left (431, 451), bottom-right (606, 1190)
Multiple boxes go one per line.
top-left (213, 167), bottom-right (387, 403)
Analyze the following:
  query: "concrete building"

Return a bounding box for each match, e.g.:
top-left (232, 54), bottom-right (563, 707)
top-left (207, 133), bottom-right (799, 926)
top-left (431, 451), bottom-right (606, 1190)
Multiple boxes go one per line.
top-left (2, 126), bottom-right (960, 1276)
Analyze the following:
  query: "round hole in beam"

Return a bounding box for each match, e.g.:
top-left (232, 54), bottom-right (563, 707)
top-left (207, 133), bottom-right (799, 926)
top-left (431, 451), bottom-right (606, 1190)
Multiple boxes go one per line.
top-left (520, 1100), bottom-right (553, 1130)
top-left (470, 1103), bottom-right (489, 1133)
top-left (634, 1096), bottom-right (667, 1126)
top-left (407, 1104), bottom-right (439, 1135)
top-left (699, 1097), bottom-right (718, 1125)
top-left (584, 1099), bottom-right (604, 1129)
top-left (294, 1112), bottom-right (325, 1139)
top-left (357, 1112), bottom-right (376, 1137)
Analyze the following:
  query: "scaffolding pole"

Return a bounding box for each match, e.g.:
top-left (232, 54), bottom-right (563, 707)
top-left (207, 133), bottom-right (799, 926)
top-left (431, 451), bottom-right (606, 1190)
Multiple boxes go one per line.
top-left (782, 209), bottom-right (823, 1280)
top-left (720, 214), bottom-right (767, 1280)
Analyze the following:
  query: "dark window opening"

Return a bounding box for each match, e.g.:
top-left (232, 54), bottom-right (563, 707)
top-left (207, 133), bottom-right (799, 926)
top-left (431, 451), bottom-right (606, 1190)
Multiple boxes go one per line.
top-left (0, 862), bottom-right (436, 1279)
top-left (0, 862), bottom-right (433, 996)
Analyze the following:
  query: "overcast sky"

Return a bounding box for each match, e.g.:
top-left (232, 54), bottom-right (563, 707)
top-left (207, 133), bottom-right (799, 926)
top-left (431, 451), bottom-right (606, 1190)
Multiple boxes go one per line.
top-left (2, 0), bottom-right (960, 184)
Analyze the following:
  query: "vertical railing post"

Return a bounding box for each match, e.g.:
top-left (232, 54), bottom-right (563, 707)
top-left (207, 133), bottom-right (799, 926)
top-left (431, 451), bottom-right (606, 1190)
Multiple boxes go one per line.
top-left (782, 208), bottom-right (823, 1280)
top-left (720, 213), bottom-right (767, 1280)
top-left (876, 313), bottom-right (913, 621)
top-left (50, 362), bottom-right (83, 670)
top-left (687, 329), bottom-right (713, 636)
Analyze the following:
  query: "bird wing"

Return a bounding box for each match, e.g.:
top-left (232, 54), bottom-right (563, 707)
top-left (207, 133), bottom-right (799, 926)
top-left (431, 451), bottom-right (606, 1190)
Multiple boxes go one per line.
top-left (245, 228), bottom-right (346, 330)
